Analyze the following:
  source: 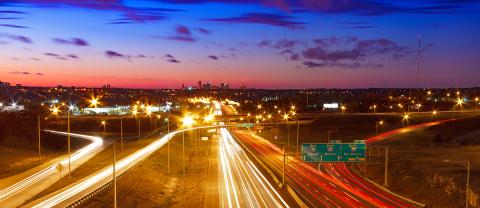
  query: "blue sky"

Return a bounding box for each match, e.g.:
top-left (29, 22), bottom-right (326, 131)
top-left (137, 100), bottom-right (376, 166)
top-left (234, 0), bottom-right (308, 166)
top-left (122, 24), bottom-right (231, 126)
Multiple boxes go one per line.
top-left (0, 0), bottom-right (479, 88)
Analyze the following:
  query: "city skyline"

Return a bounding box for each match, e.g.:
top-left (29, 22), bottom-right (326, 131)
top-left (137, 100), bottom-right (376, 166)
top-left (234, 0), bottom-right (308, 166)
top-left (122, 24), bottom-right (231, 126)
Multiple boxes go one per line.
top-left (1, 0), bottom-right (479, 89)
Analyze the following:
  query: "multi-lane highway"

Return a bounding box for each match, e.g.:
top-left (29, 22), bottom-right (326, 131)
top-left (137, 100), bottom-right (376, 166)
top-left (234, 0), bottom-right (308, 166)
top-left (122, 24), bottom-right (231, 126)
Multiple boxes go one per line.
top-left (215, 102), bottom-right (289, 208)
top-left (0, 131), bottom-right (103, 208)
top-left (232, 119), bottom-right (450, 207)
top-left (24, 129), bottom-right (184, 207)
top-left (218, 128), bottom-right (289, 208)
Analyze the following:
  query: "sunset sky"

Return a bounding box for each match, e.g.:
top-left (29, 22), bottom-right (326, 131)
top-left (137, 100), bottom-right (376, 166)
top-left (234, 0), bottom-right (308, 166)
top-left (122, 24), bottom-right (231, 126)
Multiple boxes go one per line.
top-left (0, 0), bottom-right (479, 89)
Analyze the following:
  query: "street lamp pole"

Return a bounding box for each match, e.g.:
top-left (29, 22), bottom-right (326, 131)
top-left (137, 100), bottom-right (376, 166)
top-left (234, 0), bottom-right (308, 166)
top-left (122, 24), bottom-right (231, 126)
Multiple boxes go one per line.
top-left (287, 121), bottom-right (290, 147)
top-left (282, 147), bottom-right (286, 186)
top-left (37, 115), bottom-right (41, 157)
top-left (296, 119), bottom-right (300, 159)
top-left (113, 141), bottom-right (117, 208)
top-left (384, 146), bottom-right (388, 187)
top-left (466, 160), bottom-right (470, 208)
top-left (67, 108), bottom-right (71, 179)
top-left (182, 131), bottom-right (185, 179)
top-left (120, 117), bottom-right (123, 152)
top-left (138, 117), bottom-right (141, 141)
top-left (167, 118), bottom-right (170, 175)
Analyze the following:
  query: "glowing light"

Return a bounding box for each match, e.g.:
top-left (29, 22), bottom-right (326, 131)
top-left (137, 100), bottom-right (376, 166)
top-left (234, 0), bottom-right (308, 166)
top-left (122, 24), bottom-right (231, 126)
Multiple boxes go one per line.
top-left (131, 109), bottom-right (138, 116)
top-left (283, 113), bottom-right (289, 120)
top-left (182, 115), bottom-right (195, 127)
top-left (89, 97), bottom-right (100, 108)
top-left (51, 106), bottom-right (60, 115)
top-left (456, 98), bottom-right (464, 105)
top-left (204, 114), bottom-right (214, 122)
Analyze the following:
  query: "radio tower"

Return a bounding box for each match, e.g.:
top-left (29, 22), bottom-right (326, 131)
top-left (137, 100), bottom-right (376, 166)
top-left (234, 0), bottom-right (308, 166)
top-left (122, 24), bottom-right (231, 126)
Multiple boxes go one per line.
top-left (416, 35), bottom-right (421, 89)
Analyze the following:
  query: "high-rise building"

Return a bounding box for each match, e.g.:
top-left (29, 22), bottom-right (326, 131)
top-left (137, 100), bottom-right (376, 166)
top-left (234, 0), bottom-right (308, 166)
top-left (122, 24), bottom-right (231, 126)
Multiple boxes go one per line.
top-left (197, 81), bottom-right (202, 89)
top-left (203, 81), bottom-right (211, 90)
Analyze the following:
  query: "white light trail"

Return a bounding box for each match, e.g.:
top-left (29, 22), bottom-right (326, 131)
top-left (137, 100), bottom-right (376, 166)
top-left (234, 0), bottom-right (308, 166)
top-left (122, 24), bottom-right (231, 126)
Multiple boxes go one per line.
top-left (216, 102), bottom-right (288, 208)
top-left (0, 131), bottom-right (103, 204)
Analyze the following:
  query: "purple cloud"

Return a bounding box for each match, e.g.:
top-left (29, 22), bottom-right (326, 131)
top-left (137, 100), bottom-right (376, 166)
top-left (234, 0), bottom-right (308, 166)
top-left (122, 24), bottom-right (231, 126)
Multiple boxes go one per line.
top-left (0, 1), bottom-right (180, 24)
top-left (0, 24), bottom-right (29, 29)
top-left (266, 36), bottom-right (409, 69)
top-left (208, 55), bottom-right (218, 60)
top-left (197, 28), bottom-right (210, 34)
top-left (44, 53), bottom-right (59, 57)
top-left (44, 53), bottom-right (79, 60)
top-left (53, 38), bottom-right (89, 46)
top-left (105, 50), bottom-right (125, 58)
top-left (274, 39), bottom-right (300, 49)
top-left (168, 58), bottom-right (180, 63)
top-left (303, 61), bottom-right (324, 68)
top-left (163, 54), bottom-right (180, 63)
top-left (66, 54), bottom-right (79, 59)
top-left (206, 12), bottom-right (304, 28)
top-left (0, 33), bottom-right (32, 44)
top-left (0, 10), bottom-right (27, 14)
top-left (258, 40), bottom-right (270, 47)
top-left (166, 25), bottom-right (196, 42)
top-left (9, 71), bottom-right (44, 75)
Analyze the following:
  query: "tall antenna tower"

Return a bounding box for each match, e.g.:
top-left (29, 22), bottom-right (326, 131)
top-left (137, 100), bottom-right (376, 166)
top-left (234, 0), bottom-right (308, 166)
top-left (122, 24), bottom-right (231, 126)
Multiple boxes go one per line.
top-left (416, 35), bottom-right (422, 89)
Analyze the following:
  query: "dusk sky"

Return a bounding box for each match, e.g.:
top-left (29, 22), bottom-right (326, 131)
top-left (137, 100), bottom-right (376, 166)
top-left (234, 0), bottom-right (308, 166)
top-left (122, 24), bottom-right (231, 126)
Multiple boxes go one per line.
top-left (0, 0), bottom-right (479, 89)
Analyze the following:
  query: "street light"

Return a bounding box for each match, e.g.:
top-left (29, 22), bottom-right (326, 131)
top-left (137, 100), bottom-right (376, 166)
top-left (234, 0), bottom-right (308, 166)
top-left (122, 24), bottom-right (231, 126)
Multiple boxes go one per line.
top-left (100, 120), bottom-right (107, 134)
top-left (432, 110), bottom-right (438, 121)
top-left (340, 105), bottom-right (346, 115)
top-left (283, 114), bottom-right (290, 147)
top-left (402, 113), bottom-right (410, 126)
top-left (475, 97), bottom-right (478, 109)
top-left (376, 120), bottom-right (384, 134)
top-left (51, 104), bottom-right (73, 178)
top-left (89, 96), bottom-right (100, 108)
top-left (444, 160), bottom-right (470, 208)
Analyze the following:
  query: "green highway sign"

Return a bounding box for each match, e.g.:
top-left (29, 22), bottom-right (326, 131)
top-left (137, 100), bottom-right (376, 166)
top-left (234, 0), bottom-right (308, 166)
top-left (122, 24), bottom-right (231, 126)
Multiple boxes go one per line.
top-left (302, 143), bottom-right (366, 162)
top-left (236, 123), bottom-right (254, 128)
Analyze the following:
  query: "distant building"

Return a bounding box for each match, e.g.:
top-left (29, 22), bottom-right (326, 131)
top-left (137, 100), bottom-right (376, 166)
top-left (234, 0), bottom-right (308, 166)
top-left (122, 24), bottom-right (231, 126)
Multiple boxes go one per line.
top-left (197, 81), bottom-right (202, 89)
top-left (240, 80), bottom-right (246, 89)
top-left (0, 81), bottom-right (10, 88)
top-left (203, 81), bottom-right (211, 90)
top-left (220, 83), bottom-right (230, 90)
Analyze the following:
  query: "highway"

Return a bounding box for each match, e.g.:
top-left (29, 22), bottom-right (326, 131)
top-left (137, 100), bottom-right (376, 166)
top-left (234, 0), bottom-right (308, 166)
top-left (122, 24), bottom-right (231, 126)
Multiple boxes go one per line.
top-left (25, 123), bottom-right (244, 207)
top-left (232, 120), bottom-right (450, 207)
top-left (215, 101), bottom-right (289, 208)
top-left (218, 128), bottom-right (289, 208)
top-left (0, 131), bottom-right (104, 208)
top-left (24, 128), bottom-right (183, 207)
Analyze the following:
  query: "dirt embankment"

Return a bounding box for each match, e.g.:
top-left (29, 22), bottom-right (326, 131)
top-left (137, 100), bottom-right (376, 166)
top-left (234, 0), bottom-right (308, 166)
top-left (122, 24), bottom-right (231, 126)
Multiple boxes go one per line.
top-left (354, 117), bottom-right (480, 208)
